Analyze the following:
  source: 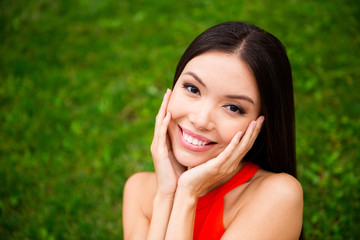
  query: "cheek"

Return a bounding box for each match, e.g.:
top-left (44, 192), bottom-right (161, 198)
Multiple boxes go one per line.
top-left (219, 120), bottom-right (251, 144)
top-left (167, 92), bottom-right (186, 119)
top-left (167, 96), bottom-right (177, 118)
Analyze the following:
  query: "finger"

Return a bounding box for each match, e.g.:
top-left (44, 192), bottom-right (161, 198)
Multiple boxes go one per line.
top-left (152, 112), bottom-right (171, 167)
top-left (246, 116), bottom-right (264, 148)
top-left (159, 89), bottom-right (171, 115)
top-left (155, 89), bottom-right (171, 125)
top-left (206, 131), bottom-right (243, 167)
top-left (154, 89), bottom-right (172, 135)
top-left (235, 116), bottom-right (264, 155)
top-left (239, 120), bottom-right (256, 146)
top-left (153, 112), bottom-right (171, 156)
top-left (217, 129), bottom-right (253, 173)
top-left (158, 112), bottom-right (171, 151)
top-left (206, 117), bottom-right (264, 173)
top-left (228, 120), bottom-right (256, 161)
top-left (151, 90), bottom-right (172, 156)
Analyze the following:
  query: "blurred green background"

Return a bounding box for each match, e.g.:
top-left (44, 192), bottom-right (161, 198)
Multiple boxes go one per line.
top-left (1, 0), bottom-right (359, 239)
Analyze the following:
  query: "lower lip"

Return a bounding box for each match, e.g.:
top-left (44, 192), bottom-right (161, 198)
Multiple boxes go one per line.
top-left (178, 126), bottom-right (215, 152)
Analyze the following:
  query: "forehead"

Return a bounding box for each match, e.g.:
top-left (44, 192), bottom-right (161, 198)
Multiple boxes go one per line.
top-left (182, 51), bottom-right (259, 100)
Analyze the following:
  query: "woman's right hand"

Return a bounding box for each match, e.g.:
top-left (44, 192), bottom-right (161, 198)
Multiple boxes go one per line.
top-left (150, 89), bottom-right (186, 198)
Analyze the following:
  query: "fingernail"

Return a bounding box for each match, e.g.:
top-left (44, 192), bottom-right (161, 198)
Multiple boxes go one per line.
top-left (252, 121), bottom-right (257, 129)
top-left (163, 89), bottom-right (170, 99)
top-left (259, 116), bottom-right (264, 125)
top-left (237, 131), bottom-right (242, 141)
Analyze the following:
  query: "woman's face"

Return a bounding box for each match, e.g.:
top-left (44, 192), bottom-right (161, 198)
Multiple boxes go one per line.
top-left (167, 51), bottom-right (261, 168)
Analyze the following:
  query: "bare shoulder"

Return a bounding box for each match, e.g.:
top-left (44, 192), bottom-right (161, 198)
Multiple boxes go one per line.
top-left (123, 172), bottom-right (157, 218)
top-left (248, 170), bottom-right (303, 217)
top-left (223, 171), bottom-right (303, 239)
top-left (123, 172), bottom-right (157, 239)
top-left (254, 171), bottom-right (303, 201)
top-left (124, 172), bottom-right (157, 192)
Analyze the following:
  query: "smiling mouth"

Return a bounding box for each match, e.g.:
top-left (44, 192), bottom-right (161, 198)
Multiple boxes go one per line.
top-left (180, 127), bottom-right (216, 146)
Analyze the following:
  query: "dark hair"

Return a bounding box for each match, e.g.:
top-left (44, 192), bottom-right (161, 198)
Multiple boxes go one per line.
top-left (173, 21), bottom-right (296, 176)
top-left (173, 21), bottom-right (304, 239)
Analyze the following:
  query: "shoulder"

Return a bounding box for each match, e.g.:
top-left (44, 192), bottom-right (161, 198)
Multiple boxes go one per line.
top-left (123, 172), bottom-right (157, 217)
top-left (223, 171), bottom-right (303, 239)
top-left (123, 173), bottom-right (157, 238)
top-left (255, 171), bottom-right (303, 202)
top-left (249, 171), bottom-right (303, 218)
top-left (124, 171), bottom-right (157, 191)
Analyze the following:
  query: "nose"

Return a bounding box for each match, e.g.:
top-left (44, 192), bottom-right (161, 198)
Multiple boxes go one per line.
top-left (188, 103), bottom-right (215, 131)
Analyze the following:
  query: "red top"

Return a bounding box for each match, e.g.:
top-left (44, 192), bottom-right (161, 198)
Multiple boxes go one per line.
top-left (193, 162), bottom-right (260, 240)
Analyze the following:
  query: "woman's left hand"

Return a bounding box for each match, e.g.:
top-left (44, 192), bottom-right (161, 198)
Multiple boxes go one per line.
top-left (176, 116), bottom-right (264, 197)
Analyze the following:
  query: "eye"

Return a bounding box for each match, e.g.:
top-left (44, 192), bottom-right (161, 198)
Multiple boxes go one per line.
top-left (183, 83), bottom-right (200, 95)
top-left (226, 105), bottom-right (245, 115)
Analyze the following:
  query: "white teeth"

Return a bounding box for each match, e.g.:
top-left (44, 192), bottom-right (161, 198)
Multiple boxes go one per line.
top-left (182, 132), bottom-right (208, 146)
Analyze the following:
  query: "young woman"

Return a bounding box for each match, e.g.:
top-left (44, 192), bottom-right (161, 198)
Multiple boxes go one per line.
top-left (123, 22), bottom-right (304, 240)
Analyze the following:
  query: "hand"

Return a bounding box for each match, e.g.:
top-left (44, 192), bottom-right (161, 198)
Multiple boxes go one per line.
top-left (151, 89), bottom-right (186, 198)
top-left (177, 116), bottom-right (264, 197)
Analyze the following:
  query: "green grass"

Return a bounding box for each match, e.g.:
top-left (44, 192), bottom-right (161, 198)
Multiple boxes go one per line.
top-left (1, 0), bottom-right (359, 239)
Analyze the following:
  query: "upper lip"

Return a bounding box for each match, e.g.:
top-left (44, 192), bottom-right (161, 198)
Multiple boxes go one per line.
top-left (179, 125), bottom-right (215, 144)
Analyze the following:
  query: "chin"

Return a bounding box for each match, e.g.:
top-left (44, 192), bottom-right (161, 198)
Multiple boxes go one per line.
top-left (172, 147), bottom-right (212, 168)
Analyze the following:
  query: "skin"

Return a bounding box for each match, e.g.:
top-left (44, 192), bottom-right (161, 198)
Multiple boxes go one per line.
top-left (123, 51), bottom-right (303, 240)
top-left (167, 51), bottom-right (261, 169)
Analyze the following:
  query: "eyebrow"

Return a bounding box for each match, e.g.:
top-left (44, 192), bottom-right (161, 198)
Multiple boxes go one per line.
top-left (184, 71), bottom-right (206, 88)
top-left (225, 94), bottom-right (255, 105)
top-left (183, 71), bottom-right (255, 105)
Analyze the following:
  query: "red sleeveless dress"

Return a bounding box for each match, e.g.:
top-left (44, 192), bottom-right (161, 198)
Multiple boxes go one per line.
top-left (193, 162), bottom-right (260, 240)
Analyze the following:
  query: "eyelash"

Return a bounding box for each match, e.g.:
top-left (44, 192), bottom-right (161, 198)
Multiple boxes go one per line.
top-left (226, 105), bottom-right (246, 115)
top-left (182, 83), bottom-right (200, 94)
top-left (182, 83), bottom-right (246, 115)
